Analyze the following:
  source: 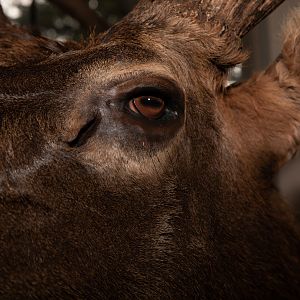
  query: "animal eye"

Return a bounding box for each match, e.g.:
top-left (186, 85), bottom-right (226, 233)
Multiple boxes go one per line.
top-left (128, 96), bottom-right (165, 120)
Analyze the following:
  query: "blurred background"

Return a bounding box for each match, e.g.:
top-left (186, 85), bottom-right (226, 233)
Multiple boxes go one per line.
top-left (1, 0), bottom-right (137, 39)
top-left (0, 0), bottom-right (299, 218)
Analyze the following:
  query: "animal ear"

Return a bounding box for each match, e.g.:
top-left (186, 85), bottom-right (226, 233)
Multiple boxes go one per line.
top-left (108, 0), bottom-right (285, 68)
top-left (223, 10), bottom-right (300, 172)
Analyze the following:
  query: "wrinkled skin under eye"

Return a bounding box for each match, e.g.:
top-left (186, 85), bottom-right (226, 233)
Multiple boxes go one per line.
top-left (128, 96), bottom-right (165, 120)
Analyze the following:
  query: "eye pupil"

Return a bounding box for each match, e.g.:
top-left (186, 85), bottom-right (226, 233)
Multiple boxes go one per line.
top-left (140, 97), bottom-right (163, 108)
top-left (130, 96), bottom-right (165, 119)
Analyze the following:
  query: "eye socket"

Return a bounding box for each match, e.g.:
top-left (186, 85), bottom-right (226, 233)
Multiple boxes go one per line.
top-left (128, 96), bottom-right (165, 120)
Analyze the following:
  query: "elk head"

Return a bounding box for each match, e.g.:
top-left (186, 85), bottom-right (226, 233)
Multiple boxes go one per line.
top-left (0, 0), bottom-right (300, 298)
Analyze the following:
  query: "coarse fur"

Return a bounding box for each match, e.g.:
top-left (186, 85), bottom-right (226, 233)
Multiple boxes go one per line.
top-left (0, 1), bottom-right (300, 299)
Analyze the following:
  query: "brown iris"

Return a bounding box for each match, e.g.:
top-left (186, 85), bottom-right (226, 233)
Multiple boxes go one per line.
top-left (128, 96), bottom-right (165, 120)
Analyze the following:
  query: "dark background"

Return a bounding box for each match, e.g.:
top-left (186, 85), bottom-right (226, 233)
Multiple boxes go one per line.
top-left (1, 0), bottom-right (299, 216)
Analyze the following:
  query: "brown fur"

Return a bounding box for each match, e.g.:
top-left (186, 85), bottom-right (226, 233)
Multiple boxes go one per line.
top-left (0, 1), bottom-right (300, 299)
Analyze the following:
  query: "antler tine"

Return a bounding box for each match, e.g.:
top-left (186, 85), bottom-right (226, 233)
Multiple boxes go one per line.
top-left (125, 0), bottom-right (286, 39)
top-left (201, 0), bottom-right (286, 37)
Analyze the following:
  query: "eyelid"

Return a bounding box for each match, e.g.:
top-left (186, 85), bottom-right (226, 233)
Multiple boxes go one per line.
top-left (105, 71), bottom-right (178, 91)
top-left (108, 78), bottom-right (184, 111)
top-left (120, 86), bottom-right (172, 103)
top-left (109, 74), bottom-right (183, 96)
